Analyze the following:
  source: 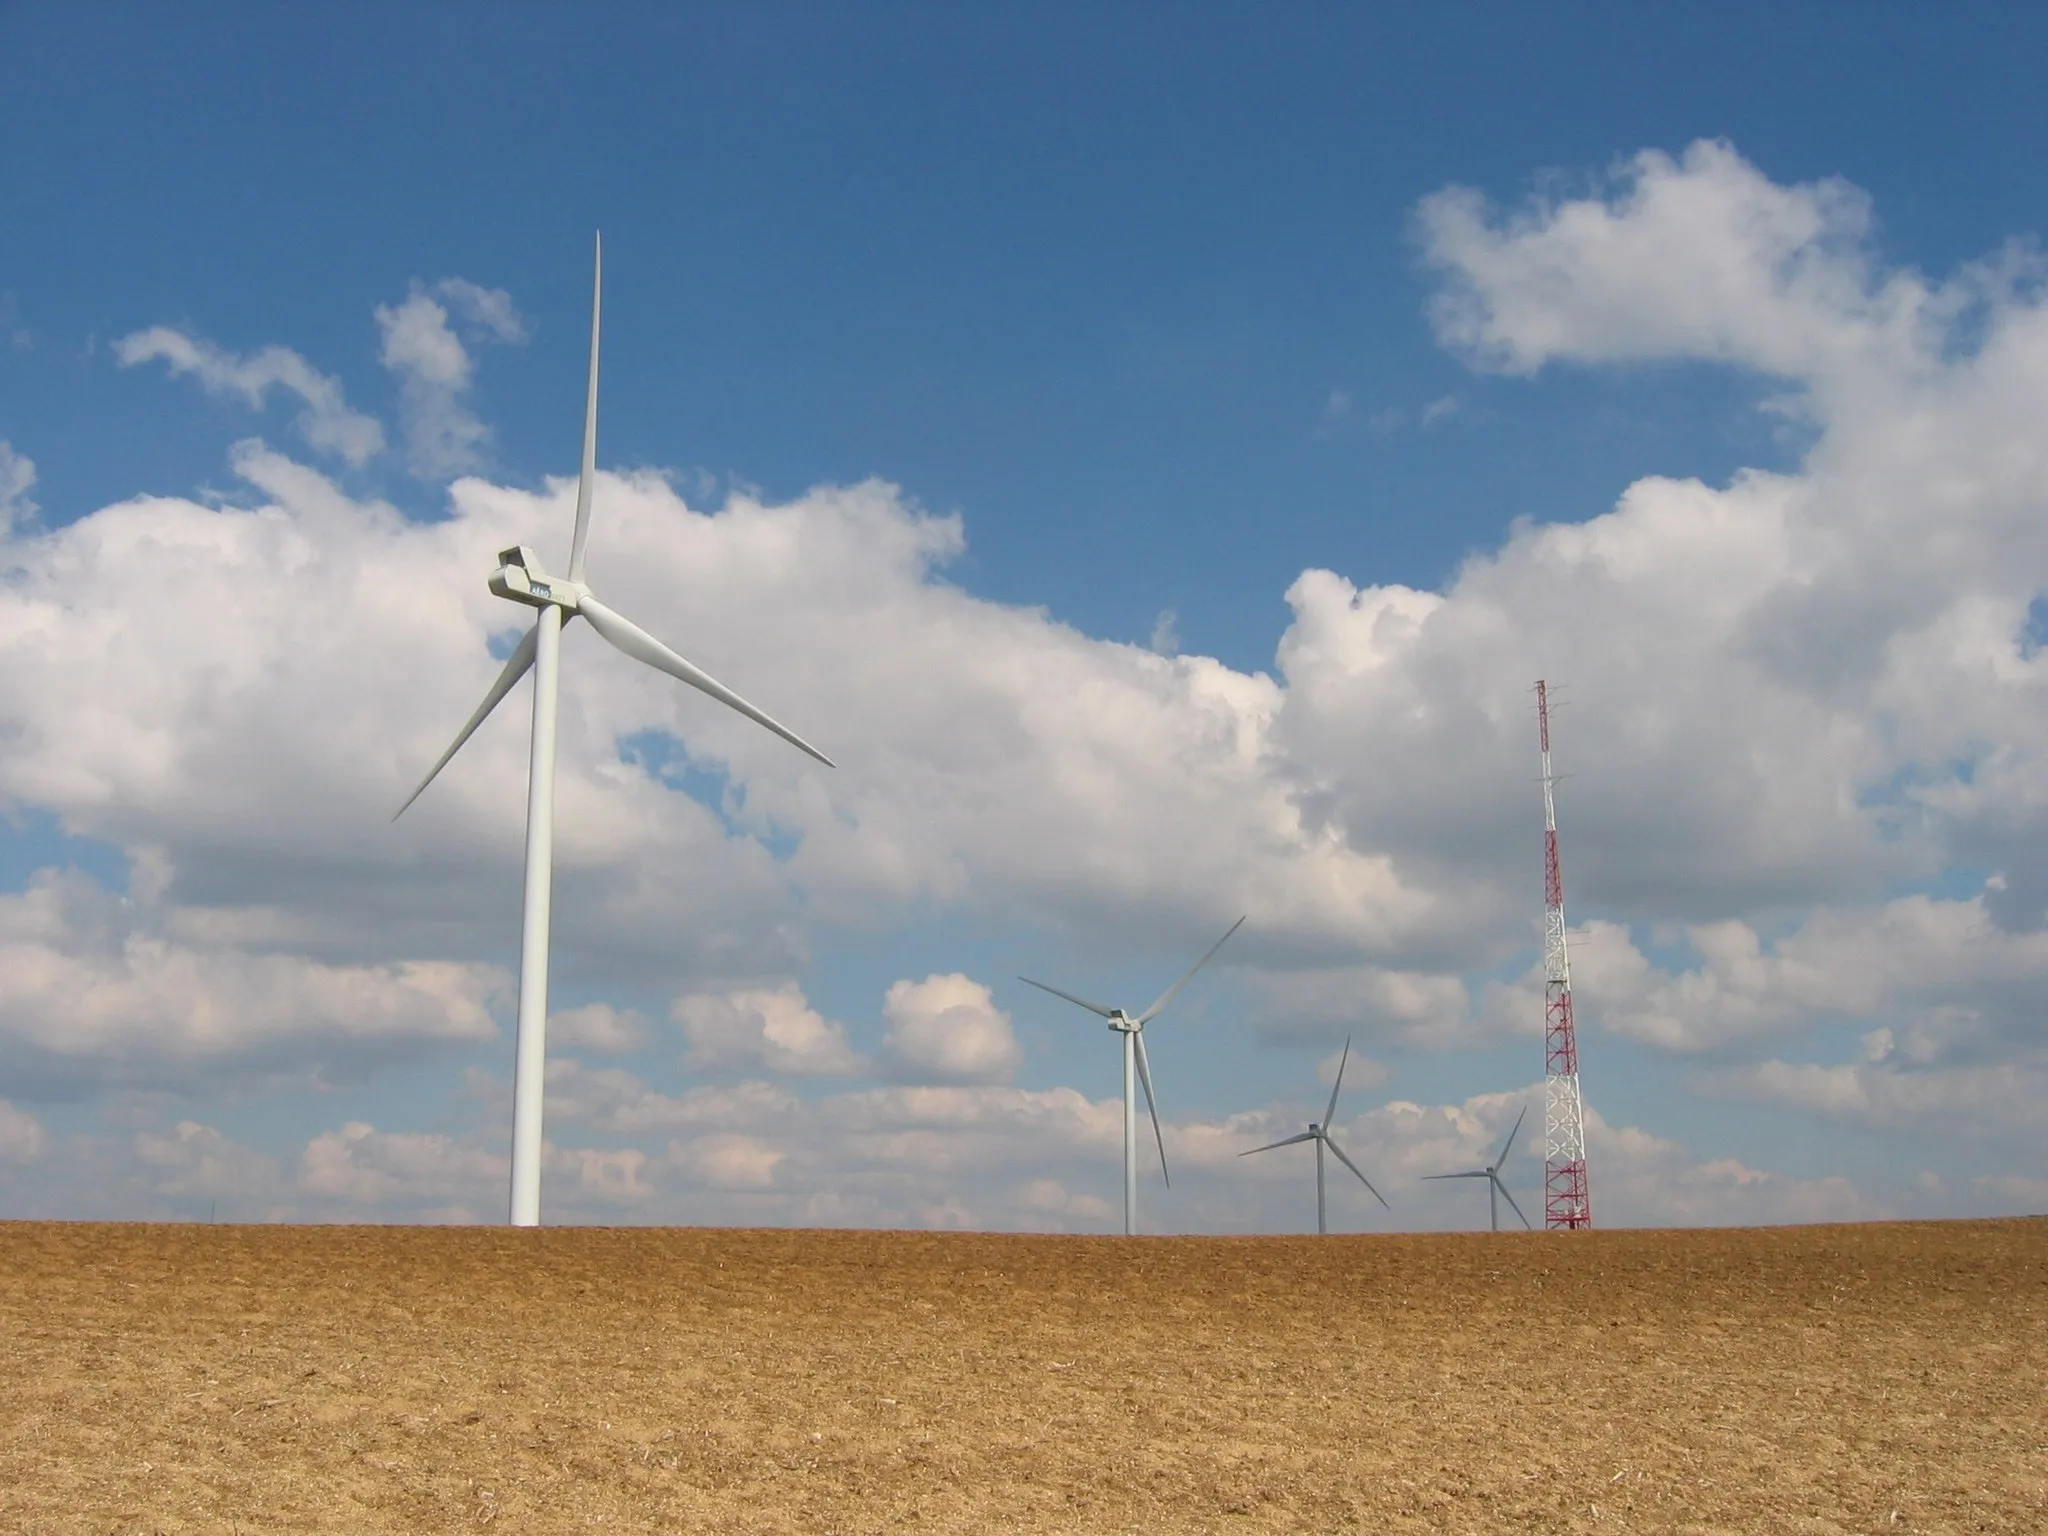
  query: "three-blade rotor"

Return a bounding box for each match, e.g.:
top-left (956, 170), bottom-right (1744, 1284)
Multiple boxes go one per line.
top-left (1017, 914), bottom-right (1247, 1190)
top-left (1237, 1035), bottom-right (1389, 1210)
top-left (393, 232), bottom-right (832, 824)
top-left (1422, 1102), bottom-right (1532, 1229)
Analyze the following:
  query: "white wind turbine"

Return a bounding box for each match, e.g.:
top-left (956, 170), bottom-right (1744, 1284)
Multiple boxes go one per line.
top-left (1238, 1037), bottom-right (1388, 1233)
top-left (1424, 1103), bottom-right (1532, 1231)
top-left (395, 234), bottom-right (833, 1227)
top-left (1020, 916), bottom-right (1245, 1236)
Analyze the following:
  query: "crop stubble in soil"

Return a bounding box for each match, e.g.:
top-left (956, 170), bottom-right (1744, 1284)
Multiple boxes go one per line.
top-left (1, 1218), bottom-right (2042, 1533)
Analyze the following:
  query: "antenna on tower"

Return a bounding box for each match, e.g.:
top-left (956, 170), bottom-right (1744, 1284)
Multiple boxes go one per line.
top-left (1535, 680), bottom-right (1592, 1229)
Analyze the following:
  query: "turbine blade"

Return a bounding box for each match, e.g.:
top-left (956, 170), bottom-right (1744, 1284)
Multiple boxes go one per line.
top-left (1136, 915), bottom-right (1246, 1025)
top-left (1237, 1131), bottom-right (1316, 1157)
top-left (579, 592), bottom-right (833, 767)
top-left (1421, 1170), bottom-right (1490, 1180)
top-left (566, 231), bottom-right (602, 583)
top-left (393, 623), bottom-right (539, 819)
top-left (1017, 976), bottom-right (1117, 1020)
top-left (1133, 1031), bottom-right (1169, 1187)
top-left (1495, 1174), bottom-right (1534, 1230)
top-left (1322, 1035), bottom-right (1352, 1130)
top-left (1322, 1135), bottom-right (1389, 1209)
top-left (1494, 1102), bottom-right (1529, 1171)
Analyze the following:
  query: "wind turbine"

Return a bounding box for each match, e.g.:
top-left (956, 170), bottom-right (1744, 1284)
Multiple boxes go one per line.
top-left (1020, 916), bottom-right (1245, 1235)
top-left (395, 234), bottom-right (833, 1227)
top-left (1423, 1103), bottom-right (1532, 1231)
top-left (1238, 1037), bottom-right (1388, 1233)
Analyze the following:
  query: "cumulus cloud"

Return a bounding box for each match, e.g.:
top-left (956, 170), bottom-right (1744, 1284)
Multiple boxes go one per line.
top-left (675, 981), bottom-right (862, 1076)
top-left (299, 1121), bottom-right (503, 1214)
top-left (559, 1143), bottom-right (657, 1204)
top-left (544, 1062), bottom-right (800, 1135)
top-left (1416, 138), bottom-right (1933, 385)
top-left (376, 277), bottom-right (526, 477)
top-left (434, 278), bottom-right (529, 344)
top-left (549, 1002), bottom-right (650, 1055)
top-left (113, 328), bottom-right (384, 464)
top-left (881, 973), bottom-right (1023, 1083)
top-left (1576, 897), bottom-right (2048, 1062)
top-left (134, 1120), bottom-right (280, 1200)
top-left (0, 866), bottom-right (500, 1099)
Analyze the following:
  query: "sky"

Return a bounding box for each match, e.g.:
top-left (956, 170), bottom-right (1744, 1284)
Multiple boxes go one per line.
top-left (2, 3), bottom-right (2046, 1231)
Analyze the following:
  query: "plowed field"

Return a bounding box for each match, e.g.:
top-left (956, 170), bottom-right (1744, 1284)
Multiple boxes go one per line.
top-left (2, 1219), bottom-right (2043, 1533)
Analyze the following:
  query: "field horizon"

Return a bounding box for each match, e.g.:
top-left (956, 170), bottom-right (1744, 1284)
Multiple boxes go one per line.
top-left (5, 1216), bottom-right (2043, 1533)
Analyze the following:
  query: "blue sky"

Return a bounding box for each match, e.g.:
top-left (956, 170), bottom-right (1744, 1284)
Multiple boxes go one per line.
top-left (2, 4), bottom-right (2045, 1229)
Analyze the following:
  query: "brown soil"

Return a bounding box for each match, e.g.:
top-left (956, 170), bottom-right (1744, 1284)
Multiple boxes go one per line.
top-left (1, 1219), bottom-right (2043, 1534)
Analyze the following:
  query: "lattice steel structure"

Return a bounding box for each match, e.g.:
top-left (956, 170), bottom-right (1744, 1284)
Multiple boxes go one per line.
top-left (1536, 680), bottom-right (1592, 1229)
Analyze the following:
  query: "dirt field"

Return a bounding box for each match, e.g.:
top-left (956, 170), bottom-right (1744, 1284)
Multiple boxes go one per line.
top-left (1, 1219), bottom-right (2042, 1534)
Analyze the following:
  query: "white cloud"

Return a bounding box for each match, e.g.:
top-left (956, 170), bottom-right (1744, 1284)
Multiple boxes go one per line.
top-left (434, 278), bottom-right (528, 343)
top-left (114, 327), bottom-right (384, 464)
top-left (544, 1063), bottom-right (801, 1134)
top-left (549, 1002), bottom-right (650, 1055)
top-left (134, 1120), bottom-right (279, 1199)
top-left (670, 1132), bottom-right (783, 1190)
top-left (881, 973), bottom-right (1023, 1083)
top-left (1416, 138), bottom-right (1934, 386)
top-left (376, 278), bottom-right (526, 478)
top-left (675, 981), bottom-right (862, 1076)
top-left (0, 441), bottom-right (37, 528)
top-left (1316, 1040), bottom-right (1387, 1093)
top-left (0, 867), bottom-right (500, 1098)
top-left (299, 1121), bottom-right (503, 1211)
top-left (559, 1143), bottom-right (657, 1204)
top-left (1568, 893), bottom-right (2048, 1079)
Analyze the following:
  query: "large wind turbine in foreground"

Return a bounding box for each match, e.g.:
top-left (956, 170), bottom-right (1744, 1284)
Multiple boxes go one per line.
top-left (1424, 1103), bottom-right (1533, 1231)
top-left (395, 235), bottom-right (832, 1227)
top-left (1238, 1037), bottom-right (1388, 1233)
top-left (1020, 916), bottom-right (1244, 1235)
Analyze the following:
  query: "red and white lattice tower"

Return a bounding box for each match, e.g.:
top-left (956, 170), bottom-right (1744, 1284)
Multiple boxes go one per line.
top-left (1536, 680), bottom-right (1592, 1229)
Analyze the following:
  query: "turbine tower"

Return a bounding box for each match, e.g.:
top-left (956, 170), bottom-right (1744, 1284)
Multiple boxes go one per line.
top-left (1238, 1037), bottom-right (1389, 1233)
top-left (397, 235), bottom-right (833, 1227)
top-left (1021, 917), bottom-right (1245, 1235)
top-left (1536, 680), bottom-right (1591, 1229)
top-left (1423, 1102), bottom-right (1532, 1230)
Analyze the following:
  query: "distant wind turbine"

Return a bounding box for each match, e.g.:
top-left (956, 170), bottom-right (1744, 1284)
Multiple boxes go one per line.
top-left (1423, 1103), bottom-right (1532, 1231)
top-left (1238, 1037), bottom-right (1388, 1234)
top-left (395, 234), bottom-right (833, 1227)
top-left (1020, 916), bottom-right (1245, 1235)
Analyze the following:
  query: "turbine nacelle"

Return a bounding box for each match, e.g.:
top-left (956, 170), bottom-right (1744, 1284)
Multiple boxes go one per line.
top-left (1107, 1010), bottom-right (1138, 1034)
top-left (489, 547), bottom-right (585, 612)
